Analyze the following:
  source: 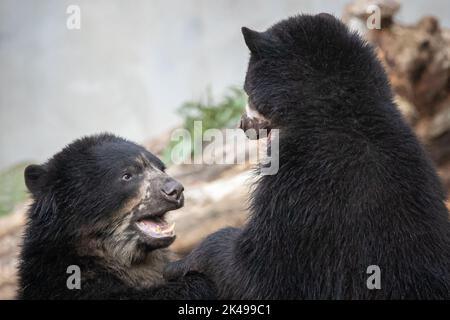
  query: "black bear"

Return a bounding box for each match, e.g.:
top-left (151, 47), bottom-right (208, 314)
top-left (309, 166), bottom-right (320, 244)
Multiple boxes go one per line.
top-left (165, 14), bottom-right (450, 299)
top-left (18, 133), bottom-right (216, 299)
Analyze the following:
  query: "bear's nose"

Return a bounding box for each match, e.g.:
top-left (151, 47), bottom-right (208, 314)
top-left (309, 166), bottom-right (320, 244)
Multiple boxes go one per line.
top-left (161, 179), bottom-right (184, 202)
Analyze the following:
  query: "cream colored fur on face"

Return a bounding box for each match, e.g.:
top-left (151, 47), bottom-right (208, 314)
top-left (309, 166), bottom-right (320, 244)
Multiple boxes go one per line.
top-left (245, 103), bottom-right (267, 121)
top-left (77, 163), bottom-right (178, 288)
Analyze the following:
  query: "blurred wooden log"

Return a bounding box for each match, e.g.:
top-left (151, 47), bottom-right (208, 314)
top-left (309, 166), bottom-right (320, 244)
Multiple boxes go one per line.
top-left (345, 0), bottom-right (450, 191)
top-left (161, 132), bottom-right (264, 253)
top-left (168, 170), bottom-right (254, 254)
top-left (0, 203), bottom-right (28, 300)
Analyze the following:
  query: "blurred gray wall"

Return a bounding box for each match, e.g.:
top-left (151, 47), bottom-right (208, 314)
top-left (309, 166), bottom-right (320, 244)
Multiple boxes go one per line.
top-left (1, 0), bottom-right (450, 170)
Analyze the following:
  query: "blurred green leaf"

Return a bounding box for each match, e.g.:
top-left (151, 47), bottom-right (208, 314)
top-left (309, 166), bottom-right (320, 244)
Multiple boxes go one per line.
top-left (0, 162), bottom-right (29, 216)
top-left (163, 87), bottom-right (246, 164)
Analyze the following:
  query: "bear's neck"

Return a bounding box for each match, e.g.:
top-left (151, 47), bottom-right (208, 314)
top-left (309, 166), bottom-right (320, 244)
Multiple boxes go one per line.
top-left (240, 107), bottom-right (447, 257)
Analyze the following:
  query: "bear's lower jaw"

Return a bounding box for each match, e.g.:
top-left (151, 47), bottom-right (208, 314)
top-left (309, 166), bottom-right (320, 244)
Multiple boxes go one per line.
top-left (134, 214), bottom-right (176, 250)
top-left (136, 217), bottom-right (175, 239)
top-left (240, 113), bottom-right (272, 140)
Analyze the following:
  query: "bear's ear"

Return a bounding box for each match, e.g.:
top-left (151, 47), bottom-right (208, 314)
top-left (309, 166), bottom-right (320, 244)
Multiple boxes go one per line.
top-left (241, 27), bottom-right (276, 55)
top-left (24, 164), bottom-right (48, 196)
top-left (317, 12), bottom-right (334, 19)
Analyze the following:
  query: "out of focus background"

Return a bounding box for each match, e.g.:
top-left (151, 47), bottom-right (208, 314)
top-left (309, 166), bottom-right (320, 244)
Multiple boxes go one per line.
top-left (1, 0), bottom-right (450, 299)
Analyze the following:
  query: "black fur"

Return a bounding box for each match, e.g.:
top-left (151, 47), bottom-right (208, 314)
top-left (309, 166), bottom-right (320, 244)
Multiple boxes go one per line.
top-left (165, 14), bottom-right (450, 299)
top-left (18, 134), bottom-right (216, 299)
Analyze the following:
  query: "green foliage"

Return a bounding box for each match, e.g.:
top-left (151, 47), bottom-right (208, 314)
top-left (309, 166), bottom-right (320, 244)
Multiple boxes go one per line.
top-left (162, 87), bottom-right (246, 164)
top-left (178, 87), bottom-right (246, 134)
top-left (0, 162), bottom-right (29, 216)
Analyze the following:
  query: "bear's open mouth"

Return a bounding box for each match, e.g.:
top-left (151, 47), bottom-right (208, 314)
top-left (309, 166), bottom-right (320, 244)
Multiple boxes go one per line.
top-left (239, 112), bottom-right (272, 140)
top-left (135, 213), bottom-right (175, 239)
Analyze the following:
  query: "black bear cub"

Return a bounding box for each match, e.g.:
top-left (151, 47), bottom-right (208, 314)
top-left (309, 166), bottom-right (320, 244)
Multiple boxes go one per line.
top-left (165, 14), bottom-right (450, 299)
top-left (18, 134), bottom-right (215, 299)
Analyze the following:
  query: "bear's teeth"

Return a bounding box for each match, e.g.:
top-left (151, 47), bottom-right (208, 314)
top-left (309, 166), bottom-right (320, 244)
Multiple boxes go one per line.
top-left (160, 222), bottom-right (175, 234)
top-left (137, 220), bottom-right (175, 237)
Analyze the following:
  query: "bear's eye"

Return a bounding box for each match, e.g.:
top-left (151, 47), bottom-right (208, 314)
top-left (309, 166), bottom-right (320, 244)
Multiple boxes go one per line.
top-left (122, 173), bottom-right (133, 181)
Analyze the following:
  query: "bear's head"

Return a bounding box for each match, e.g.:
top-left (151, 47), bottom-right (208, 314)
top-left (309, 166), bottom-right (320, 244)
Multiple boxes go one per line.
top-left (24, 134), bottom-right (184, 264)
top-left (239, 13), bottom-right (390, 139)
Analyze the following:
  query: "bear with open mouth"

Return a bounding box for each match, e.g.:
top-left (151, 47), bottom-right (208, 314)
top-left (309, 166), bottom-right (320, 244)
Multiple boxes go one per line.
top-left (165, 13), bottom-right (450, 299)
top-left (17, 133), bottom-right (216, 299)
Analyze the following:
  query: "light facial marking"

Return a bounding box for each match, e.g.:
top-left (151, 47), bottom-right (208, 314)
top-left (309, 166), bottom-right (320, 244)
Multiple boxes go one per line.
top-left (136, 153), bottom-right (150, 168)
top-left (245, 103), bottom-right (267, 121)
